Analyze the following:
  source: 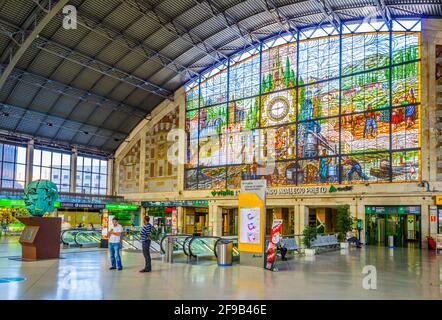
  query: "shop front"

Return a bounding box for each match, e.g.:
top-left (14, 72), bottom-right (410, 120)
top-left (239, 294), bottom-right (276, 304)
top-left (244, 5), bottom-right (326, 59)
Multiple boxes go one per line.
top-left (141, 200), bottom-right (209, 235)
top-left (365, 205), bottom-right (421, 248)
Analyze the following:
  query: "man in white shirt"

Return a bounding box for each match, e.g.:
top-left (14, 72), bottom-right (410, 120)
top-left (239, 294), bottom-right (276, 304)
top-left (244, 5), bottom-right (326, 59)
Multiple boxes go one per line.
top-left (108, 217), bottom-right (123, 270)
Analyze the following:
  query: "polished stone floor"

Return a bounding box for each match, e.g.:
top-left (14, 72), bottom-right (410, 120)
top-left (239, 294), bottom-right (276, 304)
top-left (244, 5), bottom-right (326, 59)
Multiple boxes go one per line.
top-left (0, 237), bottom-right (441, 300)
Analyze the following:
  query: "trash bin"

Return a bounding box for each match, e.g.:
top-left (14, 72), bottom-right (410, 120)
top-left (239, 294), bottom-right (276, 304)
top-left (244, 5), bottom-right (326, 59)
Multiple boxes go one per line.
top-left (217, 241), bottom-right (233, 266)
top-left (388, 235), bottom-right (394, 248)
top-left (166, 238), bottom-right (174, 263)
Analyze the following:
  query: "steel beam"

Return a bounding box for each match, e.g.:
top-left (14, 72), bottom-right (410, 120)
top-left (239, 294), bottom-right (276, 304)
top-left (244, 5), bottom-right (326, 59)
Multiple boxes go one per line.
top-left (1, 65), bottom-right (147, 118)
top-left (121, 0), bottom-right (228, 62)
top-left (0, 18), bottom-right (173, 100)
top-left (0, 102), bottom-right (128, 137)
top-left (311, 0), bottom-right (341, 30)
top-left (0, 0), bottom-right (69, 91)
top-left (65, 6), bottom-right (200, 79)
top-left (374, 0), bottom-right (392, 24)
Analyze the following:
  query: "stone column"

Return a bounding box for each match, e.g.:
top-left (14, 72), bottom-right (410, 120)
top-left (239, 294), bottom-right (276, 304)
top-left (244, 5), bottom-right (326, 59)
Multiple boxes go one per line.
top-left (357, 202), bottom-right (366, 244)
top-left (209, 204), bottom-right (223, 236)
top-left (107, 157), bottom-right (114, 195)
top-left (421, 204), bottom-right (430, 248)
top-left (177, 206), bottom-right (184, 234)
top-left (139, 133), bottom-right (146, 193)
top-left (25, 139), bottom-right (34, 185)
top-left (70, 148), bottom-right (77, 193)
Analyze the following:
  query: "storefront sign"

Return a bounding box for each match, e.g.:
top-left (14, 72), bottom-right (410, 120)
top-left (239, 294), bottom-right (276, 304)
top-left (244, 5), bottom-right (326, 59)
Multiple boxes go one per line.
top-left (265, 219), bottom-right (283, 271)
top-left (105, 203), bottom-right (138, 211)
top-left (56, 202), bottom-right (105, 209)
top-left (365, 206), bottom-right (421, 215)
top-left (141, 200), bottom-right (208, 207)
top-left (211, 190), bottom-right (235, 197)
top-left (267, 186), bottom-right (328, 196)
top-left (0, 199), bottom-right (25, 207)
top-left (435, 196), bottom-right (442, 205)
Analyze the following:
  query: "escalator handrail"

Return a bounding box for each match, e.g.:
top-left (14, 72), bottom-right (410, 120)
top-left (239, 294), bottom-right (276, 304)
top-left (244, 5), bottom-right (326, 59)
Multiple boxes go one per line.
top-left (74, 230), bottom-right (102, 246)
top-left (183, 236), bottom-right (193, 256)
top-left (60, 229), bottom-right (82, 245)
top-left (159, 234), bottom-right (193, 254)
top-left (188, 236), bottom-right (221, 258)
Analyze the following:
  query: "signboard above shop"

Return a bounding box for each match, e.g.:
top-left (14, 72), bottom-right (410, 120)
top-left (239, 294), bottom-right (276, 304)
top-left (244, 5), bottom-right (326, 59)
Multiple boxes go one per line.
top-left (365, 205), bottom-right (421, 215)
top-left (141, 200), bottom-right (208, 207)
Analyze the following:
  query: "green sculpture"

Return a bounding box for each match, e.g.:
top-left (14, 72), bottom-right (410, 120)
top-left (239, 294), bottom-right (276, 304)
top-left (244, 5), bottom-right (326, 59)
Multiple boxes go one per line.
top-left (24, 180), bottom-right (58, 217)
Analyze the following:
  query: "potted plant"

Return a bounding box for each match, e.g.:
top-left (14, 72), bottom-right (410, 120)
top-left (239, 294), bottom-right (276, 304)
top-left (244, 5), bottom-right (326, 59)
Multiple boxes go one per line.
top-left (336, 205), bottom-right (352, 249)
top-left (302, 225), bottom-right (317, 256)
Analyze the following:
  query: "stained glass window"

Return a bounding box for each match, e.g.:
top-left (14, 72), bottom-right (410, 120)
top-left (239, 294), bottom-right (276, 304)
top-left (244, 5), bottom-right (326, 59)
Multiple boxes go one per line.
top-left (185, 26), bottom-right (421, 190)
top-left (261, 44), bottom-right (297, 93)
top-left (229, 55), bottom-right (260, 100)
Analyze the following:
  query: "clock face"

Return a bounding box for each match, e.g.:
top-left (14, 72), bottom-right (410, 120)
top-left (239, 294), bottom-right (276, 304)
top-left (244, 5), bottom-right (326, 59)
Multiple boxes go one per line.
top-left (267, 97), bottom-right (289, 122)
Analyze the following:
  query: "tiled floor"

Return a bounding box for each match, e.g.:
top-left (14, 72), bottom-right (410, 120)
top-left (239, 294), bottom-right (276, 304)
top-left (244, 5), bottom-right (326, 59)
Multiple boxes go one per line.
top-left (0, 237), bottom-right (441, 300)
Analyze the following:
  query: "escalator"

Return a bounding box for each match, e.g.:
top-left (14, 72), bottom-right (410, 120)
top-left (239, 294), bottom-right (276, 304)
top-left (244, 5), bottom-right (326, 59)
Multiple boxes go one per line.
top-left (75, 230), bottom-right (102, 247)
top-left (60, 229), bottom-right (101, 247)
top-left (122, 229), bottom-right (161, 253)
top-left (160, 234), bottom-right (193, 255)
top-left (189, 236), bottom-right (239, 259)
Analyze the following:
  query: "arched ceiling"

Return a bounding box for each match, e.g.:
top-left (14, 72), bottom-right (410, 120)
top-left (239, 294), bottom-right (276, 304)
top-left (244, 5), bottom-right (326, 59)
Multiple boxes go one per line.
top-left (0, 0), bottom-right (440, 155)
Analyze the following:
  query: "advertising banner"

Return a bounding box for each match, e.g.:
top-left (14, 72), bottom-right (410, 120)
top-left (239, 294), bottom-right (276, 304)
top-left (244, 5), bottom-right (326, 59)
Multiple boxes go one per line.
top-left (101, 210), bottom-right (110, 240)
top-left (171, 209), bottom-right (178, 236)
top-left (265, 219), bottom-right (283, 271)
top-left (238, 180), bottom-right (267, 267)
top-left (239, 207), bottom-right (260, 244)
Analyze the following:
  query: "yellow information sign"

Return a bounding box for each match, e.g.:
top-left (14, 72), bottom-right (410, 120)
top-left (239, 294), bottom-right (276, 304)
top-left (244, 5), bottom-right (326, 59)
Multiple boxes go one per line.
top-left (435, 196), bottom-right (442, 205)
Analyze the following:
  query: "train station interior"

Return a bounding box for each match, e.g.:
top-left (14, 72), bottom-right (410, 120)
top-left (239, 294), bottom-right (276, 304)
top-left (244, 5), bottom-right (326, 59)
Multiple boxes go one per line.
top-left (0, 0), bottom-right (441, 301)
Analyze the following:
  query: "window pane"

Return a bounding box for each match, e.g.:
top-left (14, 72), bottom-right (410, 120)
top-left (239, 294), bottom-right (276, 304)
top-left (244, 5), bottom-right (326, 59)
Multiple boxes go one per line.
top-left (60, 185), bottom-right (70, 193)
top-left (83, 173), bottom-right (91, 186)
top-left (92, 174), bottom-right (100, 188)
top-left (3, 145), bottom-right (15, 162)
top-left (92, 159), bottom-right (100, 173)
top-left (52, 152), bottom-right (62, 169)
top-left (99, 188), bottom-right (107, 195)
top-left (32, 166), bottom-right (41, 181)
top-left (2, 180), bottom-right (13, 188)
top-left (91, 187), bottom-right (99, 195)
top-left (77, 156), bottom-right (84, 169)
top-left (100, 176), bottom-right (107, 190)
top-left (2, 162), bottom-right (14, 179)
top-left (42, 151), bottom-right (52, 167)
top-left (33, 149), bottom-right (42, 166)
top-left (41, 167), bottom-right (51, 180)
top-left (76, 173), bottom-right (82, 187)
top-left (17, 147), bottom-right (27, 164)
top-left (15, 164), bottom-right (26, 183)
top-left (62, 169), bottom-right (70, 186)
top-left (83, 157), bottom-right (92, 172)
top-left (51, 168), bottom-right (61, 185)
top-left (100, 160), bottom-right (108, 175)
top-left (62, 154), bottom-right (71, 169)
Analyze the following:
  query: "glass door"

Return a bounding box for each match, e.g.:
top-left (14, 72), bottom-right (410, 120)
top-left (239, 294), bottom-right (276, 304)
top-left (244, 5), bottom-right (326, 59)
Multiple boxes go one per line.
top-left (366, 214), bottom-right (386, 245)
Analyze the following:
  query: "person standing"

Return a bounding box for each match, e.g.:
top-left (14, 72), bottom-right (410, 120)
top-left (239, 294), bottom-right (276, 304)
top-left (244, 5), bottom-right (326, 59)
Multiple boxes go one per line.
top-left (139, 216), bottom-right (152, 273)
top-left (108, 217), bottom-right (123, 271)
